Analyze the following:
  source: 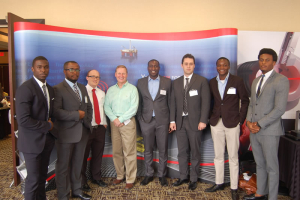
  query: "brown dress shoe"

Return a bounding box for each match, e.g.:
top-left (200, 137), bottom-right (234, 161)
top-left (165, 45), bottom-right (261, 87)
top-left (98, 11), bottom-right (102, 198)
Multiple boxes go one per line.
top-left (124, 183), bottom-right (134, 190)
top-left (112, 179), bottom-right (123, 185)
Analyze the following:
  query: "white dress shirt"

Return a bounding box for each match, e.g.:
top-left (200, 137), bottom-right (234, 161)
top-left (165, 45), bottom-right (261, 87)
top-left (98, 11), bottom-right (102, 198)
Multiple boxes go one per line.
top-left (256, 69), bottom-right (273, 93)
top-left (86, 84), bottom-right (107, 126)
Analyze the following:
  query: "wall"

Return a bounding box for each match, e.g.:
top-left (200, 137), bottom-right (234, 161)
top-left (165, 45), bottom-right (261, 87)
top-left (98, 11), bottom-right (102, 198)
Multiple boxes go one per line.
top-left (0, 0), bottom-right (299, 32)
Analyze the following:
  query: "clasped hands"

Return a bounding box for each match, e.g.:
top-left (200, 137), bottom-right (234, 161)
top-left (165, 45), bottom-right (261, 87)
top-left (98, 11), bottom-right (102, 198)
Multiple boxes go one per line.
top-left (113, 118), bottom-right (125, 127)
top-left (247, 121), bottom-right (260, 134)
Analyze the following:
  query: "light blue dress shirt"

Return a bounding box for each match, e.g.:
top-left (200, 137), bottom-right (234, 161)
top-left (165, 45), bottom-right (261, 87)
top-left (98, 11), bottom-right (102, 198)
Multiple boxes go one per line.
top-left (216, 73), bottom-right (230, 100)
top-left (148, 76), bottom-right (160, 116)
top-left (65, 78), bottom-right (82, 101)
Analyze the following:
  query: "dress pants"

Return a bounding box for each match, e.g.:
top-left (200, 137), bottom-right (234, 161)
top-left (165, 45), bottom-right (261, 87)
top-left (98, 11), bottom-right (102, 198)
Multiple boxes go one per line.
top-left (23, 133), bottom-right (55, 200)
top-left (110, 117), bottom-right (137, 183)
top-left (55, 128), bottom-right (89, 200)
top-left (139, 117), bottom-right (168, 177)
top-left (250, 133), bottom-right (280, 200)
top-left (210, 118), bottom-right (240, 189)
top-left (175, 116), bottom-right (202, 182)
top-left (82, 125), bottom-right (106, 184)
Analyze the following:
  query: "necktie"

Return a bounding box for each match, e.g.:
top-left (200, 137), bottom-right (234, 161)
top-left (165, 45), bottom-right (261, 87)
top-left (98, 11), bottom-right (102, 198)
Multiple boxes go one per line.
top-left (183, 78), bottom-right (189, 114)
top-left (73, 84), bottom-right (81, 102)
top-left (256, 74), bottom-right (265, 97)
top-left (92, 89), bottom-right (101, 124)
top-left (42, 84), bottom-right (49, 118)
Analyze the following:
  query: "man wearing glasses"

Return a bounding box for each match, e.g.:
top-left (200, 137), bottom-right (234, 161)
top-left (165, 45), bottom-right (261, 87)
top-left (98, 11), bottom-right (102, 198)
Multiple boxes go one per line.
top-left (53, 61), bottom-right (93, 200)
top-left (81, 70), bottom-right (108, 191)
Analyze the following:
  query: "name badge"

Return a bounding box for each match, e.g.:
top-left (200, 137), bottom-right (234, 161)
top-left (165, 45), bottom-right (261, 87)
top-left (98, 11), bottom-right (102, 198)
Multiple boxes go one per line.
top-left (189, 89), bottom-right (198, 96)
top-left (227, 87), bottom-right (236, 94)
top-left (160, 90), bottom-right (166, 95)
top-left (85, 96), bottom-right (88, 103)
top-left (124, 119), bottom-right (131, 125)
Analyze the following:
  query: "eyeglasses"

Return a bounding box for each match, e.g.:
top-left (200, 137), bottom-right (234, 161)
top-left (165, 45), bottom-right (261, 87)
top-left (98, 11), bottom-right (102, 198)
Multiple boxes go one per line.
top-left (87, 76), bottom-right (100, 80)
top-left (64, 68), bottom-right (80, 72)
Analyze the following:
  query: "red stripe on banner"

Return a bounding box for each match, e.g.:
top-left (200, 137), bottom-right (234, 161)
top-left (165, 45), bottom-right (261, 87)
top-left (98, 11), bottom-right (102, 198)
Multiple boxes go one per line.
top-left (288, 77), bottom-right (300, 80)
top-left (97, 155), bottom-right (229, 166)
top-left (46, 174), bottom-right (56, 182)
top-left (48, 156), bottom-right (229, 181)
top-left (14, 22), bottom-right (237, 41)
top-left (0, 52), bottom-right (4, 56)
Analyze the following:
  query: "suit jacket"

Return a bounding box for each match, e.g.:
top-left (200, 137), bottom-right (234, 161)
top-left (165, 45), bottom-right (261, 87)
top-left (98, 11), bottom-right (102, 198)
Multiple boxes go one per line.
top-left (16, 78), bottom-right (55, 154)
top-left (53, 80), bottom-right (93, 143)
top-left (210, 74), bottom-right (249, 128)
top-left (170, 74), bottom-right (210, 131)
top-left (137, 75), bottom-right (171, 125)
top-left (246, 70), bottom-right (289, 135)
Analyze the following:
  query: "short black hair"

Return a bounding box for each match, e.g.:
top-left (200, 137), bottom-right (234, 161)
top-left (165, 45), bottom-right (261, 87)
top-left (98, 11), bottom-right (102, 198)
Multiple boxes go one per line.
top-left (182, 54), bottom-right (195, 64)
top-left (216, 57), bottom-right (230, 66)
top-left (64, 61), bottom-right (79, 69)
top-left (258, 48), bottom-right (278, 62)
top-left (148, 59), bottom-right (160, 67)
top-left (32, 56), bottom-right (48, 67)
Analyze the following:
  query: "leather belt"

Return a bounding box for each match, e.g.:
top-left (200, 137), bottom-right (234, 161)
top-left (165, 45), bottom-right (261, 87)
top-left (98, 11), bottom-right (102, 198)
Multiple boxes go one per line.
top-left (92, 125), bottom-right (101, 129)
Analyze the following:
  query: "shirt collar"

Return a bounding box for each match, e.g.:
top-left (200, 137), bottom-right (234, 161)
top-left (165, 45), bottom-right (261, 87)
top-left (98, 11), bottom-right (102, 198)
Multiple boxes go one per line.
top-left (115, 81), bottom-right (129, 88)
top-left (65, 78), bottom-right (77, 87)
top-left (184, 73), bottom-right (193, 79)
top-left (148, 75), bottom-right (160, 82)
top-left (33, 75), bottom-right (47, 87)
top-left (262, 69), bottom-right (273, 79)
top-left (216, 73), bottom-right (230, 82)
top-left (86, 84), bottom-right (97, 92)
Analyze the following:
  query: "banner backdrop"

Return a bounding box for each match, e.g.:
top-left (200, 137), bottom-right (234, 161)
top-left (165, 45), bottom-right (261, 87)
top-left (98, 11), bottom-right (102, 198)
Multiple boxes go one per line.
top-left (14, 22), bottom-right (237, 183)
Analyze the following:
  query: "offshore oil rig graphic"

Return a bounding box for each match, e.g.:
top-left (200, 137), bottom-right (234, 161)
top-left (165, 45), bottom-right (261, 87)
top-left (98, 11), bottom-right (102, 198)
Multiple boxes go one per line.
top-left (121, 40), bottom-right (138, 58)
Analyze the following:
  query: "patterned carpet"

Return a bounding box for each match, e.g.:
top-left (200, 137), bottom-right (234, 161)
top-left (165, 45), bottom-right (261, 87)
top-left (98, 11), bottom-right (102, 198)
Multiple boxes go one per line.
top-left (0, 135), bottom-right (292, 200)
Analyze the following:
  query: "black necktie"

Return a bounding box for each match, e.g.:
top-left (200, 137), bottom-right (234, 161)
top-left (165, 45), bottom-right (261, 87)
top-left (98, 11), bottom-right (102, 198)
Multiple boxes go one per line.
top-left (42, 84), bottom-right (49, 118)
top-left (256, 74), bottom-right (265, 97)
top-left (183, 78), bottom-right (189, 114)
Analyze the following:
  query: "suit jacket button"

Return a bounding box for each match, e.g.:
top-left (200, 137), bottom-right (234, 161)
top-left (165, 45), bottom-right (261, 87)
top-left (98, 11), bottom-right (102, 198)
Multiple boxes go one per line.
top-left (255, 114), bottom-right (257, 115)
top-left (221, 103), bottom-right (223, 105)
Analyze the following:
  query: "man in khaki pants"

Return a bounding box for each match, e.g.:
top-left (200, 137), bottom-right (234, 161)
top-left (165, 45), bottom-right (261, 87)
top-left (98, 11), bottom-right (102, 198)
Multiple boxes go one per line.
top-left (205, 57), bottom-right (249, 200)
top-left (104, 65), bottom-right (139, 190)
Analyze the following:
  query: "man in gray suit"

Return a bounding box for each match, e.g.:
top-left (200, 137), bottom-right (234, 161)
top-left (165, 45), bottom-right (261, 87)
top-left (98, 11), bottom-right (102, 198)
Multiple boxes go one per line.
top-left (169, 54), bottom-right (210, 190)
top-left (137, 59), bottom-right (171, 187)
top-left (243, 48), bottom-right (289, 200)
top-left (54, 61), bottom-right (93, 200)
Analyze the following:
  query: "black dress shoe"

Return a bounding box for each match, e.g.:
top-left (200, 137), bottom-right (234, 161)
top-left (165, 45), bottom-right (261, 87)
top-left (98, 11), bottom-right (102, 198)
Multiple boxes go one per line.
top-left (243, 194), bottom-right (268, 200)
top-left (92, 179), bottom-right (108, 187)
top-left (140, 176), bottom-right (153, 185)
top-left (81, 183), bottom-right (91, 192)
top-left (159, 177), bottom-right (168, 186)
top-left (172, 179), bottom-right (189, 186)
top-left (204, 184), bottom-right (225, 192)
top-left (72, 192), bottom-right (92, 200)
top-left (188, 181), bottom-right (197, 190)
top-left (231, 189), bottom-right (239, 200)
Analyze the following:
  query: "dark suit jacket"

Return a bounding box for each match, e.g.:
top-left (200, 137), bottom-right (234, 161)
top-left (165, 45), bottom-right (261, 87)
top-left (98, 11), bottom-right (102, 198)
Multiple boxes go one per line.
top-left (210, 74), bottom-right (249, 128)
top-left (170, 74), bottom-right (210, 131)
top-left (53, 80), bottom-right (92, 143)
top-left (137, 75), bottom-right (171, 125)
top-left (16, 78), bottom-right (55, 154)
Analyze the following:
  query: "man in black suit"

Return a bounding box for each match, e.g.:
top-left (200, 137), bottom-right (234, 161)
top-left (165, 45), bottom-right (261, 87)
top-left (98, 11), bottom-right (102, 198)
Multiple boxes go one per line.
top-left (169, 54), bottom-right (210, 190)
top-left (53, 61), bottom-right (93, 200)
top-left (205, 57), bottom-right (249, 200)
top-left (16, 56), bottom-right (56, 200)
top-left (137, 59), bottom-right (171, 187)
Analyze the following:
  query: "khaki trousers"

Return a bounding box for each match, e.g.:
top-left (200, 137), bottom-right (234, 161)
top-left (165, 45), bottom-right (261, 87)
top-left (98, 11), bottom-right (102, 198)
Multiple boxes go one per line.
top-left (210, 118), bottom-right (240, 189)
top-left (110, 117), bottom-right (137, 183)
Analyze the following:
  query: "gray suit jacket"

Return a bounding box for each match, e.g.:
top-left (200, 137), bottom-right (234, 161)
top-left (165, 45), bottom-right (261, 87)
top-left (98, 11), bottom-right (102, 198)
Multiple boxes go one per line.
top-left (137, 75), bottom-right (171, 125)
top-left (246, 70), bottom-right (289, 135)
top-left (170, 74), bottom-right (210, 131)
top-left (53, 80), bottom-right (93, 143)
